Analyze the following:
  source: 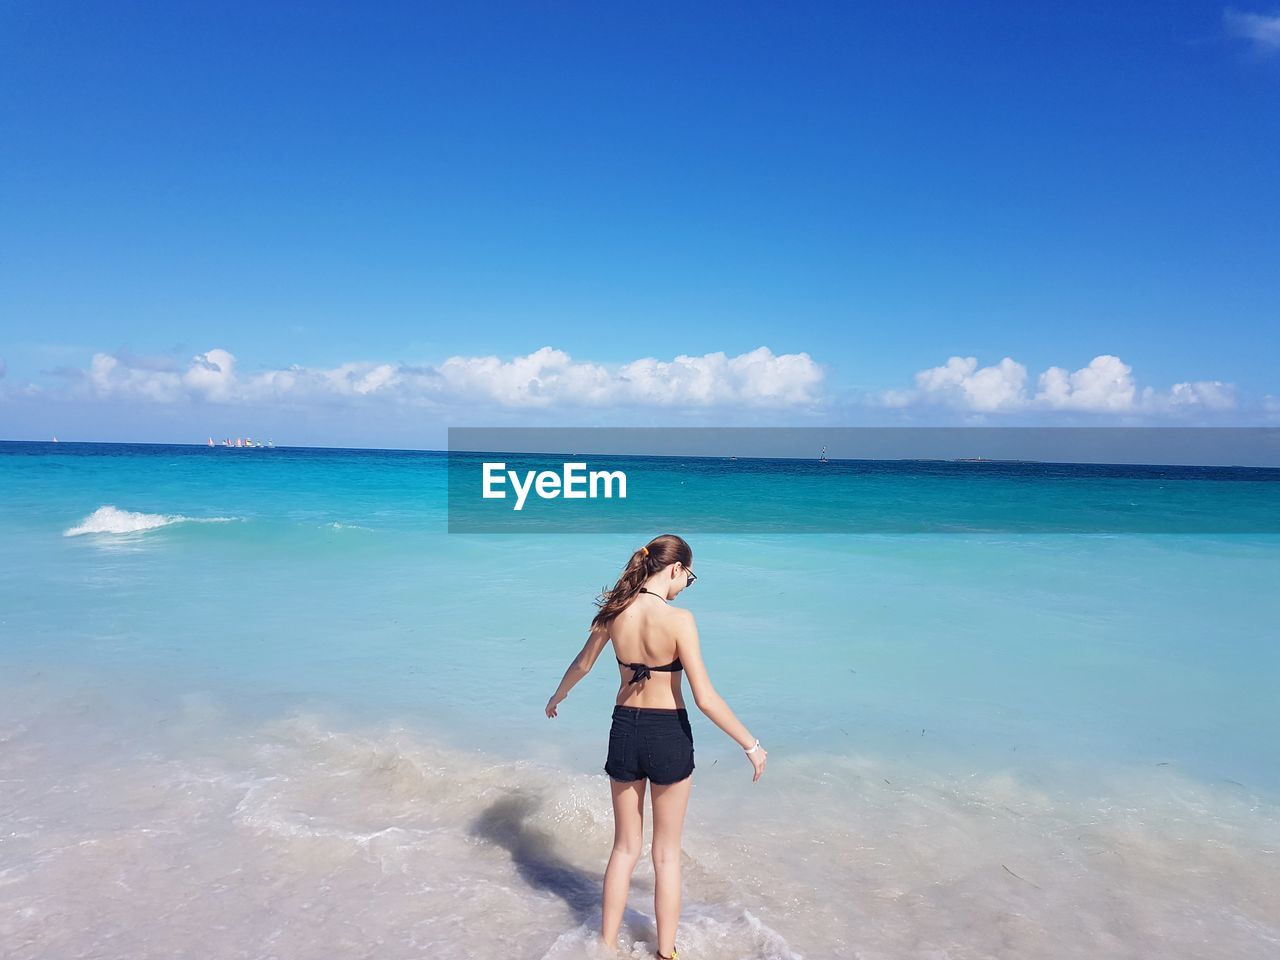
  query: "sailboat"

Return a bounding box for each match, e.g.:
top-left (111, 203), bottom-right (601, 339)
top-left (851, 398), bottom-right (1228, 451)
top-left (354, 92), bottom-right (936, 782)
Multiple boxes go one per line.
top-left (818, 445), bottom-right (828, 464)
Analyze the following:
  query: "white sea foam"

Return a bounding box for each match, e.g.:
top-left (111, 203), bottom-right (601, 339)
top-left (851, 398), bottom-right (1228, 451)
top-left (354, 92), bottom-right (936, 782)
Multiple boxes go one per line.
top-left (1, 678), bottom-right (1276, 960)
top-left (63, 505), bottom-right (237, 536)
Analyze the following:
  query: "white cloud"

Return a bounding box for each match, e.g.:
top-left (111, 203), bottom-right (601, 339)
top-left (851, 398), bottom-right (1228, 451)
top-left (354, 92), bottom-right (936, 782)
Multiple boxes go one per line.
top-left (1224, 8), bottom-right (1280, 53)
top-left (1036, 354), bottom-right (1136, 411)
top-left (910, 356), bottom-right (1028, 412)
top-left (68, 345), bottom-right (825, 410)
top-left (619, 346), bottom-right (825, 406)
top-left (1146, 379), bottom-right (1238, 412)
top-left (27, 344), bottom-right (1255, 423)
top-left (430, 347), bottom-right (611, 407)
top-left (183, 349), bottom-right (237, 401)
top-left (89, 352), bottom-right (183, 403)
top-left (880, 354), bottom-right (1238, 417)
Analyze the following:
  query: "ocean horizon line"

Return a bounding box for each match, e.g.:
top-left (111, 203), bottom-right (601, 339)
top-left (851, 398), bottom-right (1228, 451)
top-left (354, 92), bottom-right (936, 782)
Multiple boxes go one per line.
top-left (5, 436), bottom-right (1280, 471)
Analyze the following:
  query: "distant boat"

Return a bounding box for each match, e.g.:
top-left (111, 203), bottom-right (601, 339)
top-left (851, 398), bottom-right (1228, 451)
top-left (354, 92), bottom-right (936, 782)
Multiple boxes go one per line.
top-left (214, 436), bottom-right (272, 449)
top-left (52, 435), bottom-right (59, 443)
top-left (818, 445), bottom-right (828, 464)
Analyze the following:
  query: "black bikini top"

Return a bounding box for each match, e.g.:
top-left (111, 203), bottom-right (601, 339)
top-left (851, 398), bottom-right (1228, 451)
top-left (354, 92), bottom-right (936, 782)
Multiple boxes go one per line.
top-left (616, 587), bottom-right (684, 685)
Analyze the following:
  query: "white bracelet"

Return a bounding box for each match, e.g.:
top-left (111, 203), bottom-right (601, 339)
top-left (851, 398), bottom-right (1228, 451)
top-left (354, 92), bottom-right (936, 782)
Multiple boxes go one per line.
top-left (744, 739), bottom-right (761, 754)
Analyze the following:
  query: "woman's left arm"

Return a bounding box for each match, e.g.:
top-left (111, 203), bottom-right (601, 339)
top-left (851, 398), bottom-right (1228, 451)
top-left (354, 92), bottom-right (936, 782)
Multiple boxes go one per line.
top-left (545, 622), bottom-right (610, 718)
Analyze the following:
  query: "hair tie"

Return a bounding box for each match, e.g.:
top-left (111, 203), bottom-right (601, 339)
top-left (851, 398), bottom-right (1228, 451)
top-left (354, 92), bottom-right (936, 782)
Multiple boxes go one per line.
top-left (641, 546), bottom-right (649, 557)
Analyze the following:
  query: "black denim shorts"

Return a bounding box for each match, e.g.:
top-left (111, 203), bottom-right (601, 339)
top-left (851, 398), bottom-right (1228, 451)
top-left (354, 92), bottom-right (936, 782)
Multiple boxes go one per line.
top-left (604, 705), bottom-right (695, 785)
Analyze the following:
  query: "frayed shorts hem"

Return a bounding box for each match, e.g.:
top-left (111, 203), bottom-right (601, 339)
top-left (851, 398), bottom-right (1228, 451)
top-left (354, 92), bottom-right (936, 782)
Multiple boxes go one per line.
top-left (603, 765), bottom-right (694, 786)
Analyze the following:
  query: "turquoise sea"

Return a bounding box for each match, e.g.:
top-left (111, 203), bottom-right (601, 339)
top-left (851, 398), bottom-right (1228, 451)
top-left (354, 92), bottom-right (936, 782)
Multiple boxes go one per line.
top-left (1, 441), bottom-right (1277, 959)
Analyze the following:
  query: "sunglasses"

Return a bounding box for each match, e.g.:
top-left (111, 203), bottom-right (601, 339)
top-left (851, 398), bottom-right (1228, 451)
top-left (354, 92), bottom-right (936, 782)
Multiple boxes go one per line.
top-left (683, 567), bottom-right (697, 587)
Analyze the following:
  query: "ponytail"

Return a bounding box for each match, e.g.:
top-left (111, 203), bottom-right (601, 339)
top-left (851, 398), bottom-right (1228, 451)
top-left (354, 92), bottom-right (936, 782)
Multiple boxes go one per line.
top-left (591, 534), bottom-right (692, 629)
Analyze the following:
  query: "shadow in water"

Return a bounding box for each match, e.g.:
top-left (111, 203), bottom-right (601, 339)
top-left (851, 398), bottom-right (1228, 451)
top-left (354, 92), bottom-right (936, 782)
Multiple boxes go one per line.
top-left (470, 790), bottom-right (655, 940)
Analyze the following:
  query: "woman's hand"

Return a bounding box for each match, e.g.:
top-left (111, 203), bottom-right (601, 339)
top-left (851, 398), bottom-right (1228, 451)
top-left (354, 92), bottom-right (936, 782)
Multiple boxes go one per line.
top-left (747, 744), bottom-right (767, 782)
top-left (545, 693), bottom-right (565, 718)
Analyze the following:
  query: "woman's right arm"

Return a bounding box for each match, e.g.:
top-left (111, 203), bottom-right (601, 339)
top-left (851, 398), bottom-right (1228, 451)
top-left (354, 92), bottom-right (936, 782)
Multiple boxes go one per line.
top-left (675, 609), bottom-right (768, 781)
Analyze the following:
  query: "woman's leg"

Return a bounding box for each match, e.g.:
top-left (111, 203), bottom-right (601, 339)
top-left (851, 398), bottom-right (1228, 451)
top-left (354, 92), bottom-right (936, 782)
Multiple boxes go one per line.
top-left (649, 775), bottom-right (692, 957)
top-left (601, 777), bottom-right (647, 950)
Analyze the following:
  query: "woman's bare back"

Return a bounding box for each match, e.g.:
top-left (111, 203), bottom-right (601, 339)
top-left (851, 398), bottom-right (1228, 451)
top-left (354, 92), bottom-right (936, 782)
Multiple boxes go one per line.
top-left (609, 593), bottom-right (687, 709)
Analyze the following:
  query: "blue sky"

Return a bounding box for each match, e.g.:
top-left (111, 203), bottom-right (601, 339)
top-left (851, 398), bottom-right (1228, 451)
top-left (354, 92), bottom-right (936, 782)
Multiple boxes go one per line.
top-left (1, 2), bottom-right (1277, 445)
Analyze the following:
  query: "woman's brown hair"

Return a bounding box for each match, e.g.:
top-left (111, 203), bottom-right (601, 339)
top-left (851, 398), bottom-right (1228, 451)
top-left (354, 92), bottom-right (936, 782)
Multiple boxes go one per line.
top-left (591, 534), bottom-right (693, 629)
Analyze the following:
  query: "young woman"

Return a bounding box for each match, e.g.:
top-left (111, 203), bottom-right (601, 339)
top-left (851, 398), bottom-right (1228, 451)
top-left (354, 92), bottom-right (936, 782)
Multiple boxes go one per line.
top-left (545, 534), bottom-right (767, 959)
